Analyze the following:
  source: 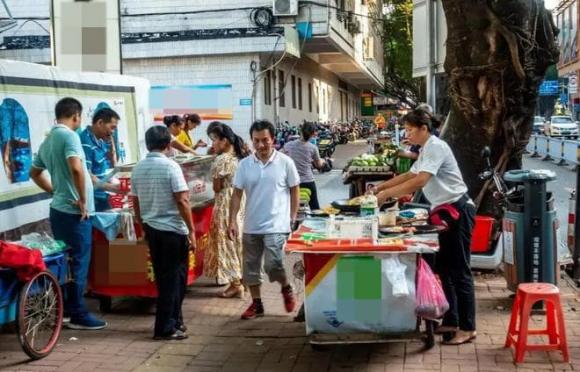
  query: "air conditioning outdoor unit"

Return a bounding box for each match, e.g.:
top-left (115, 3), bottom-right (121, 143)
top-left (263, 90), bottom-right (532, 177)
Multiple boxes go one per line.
top-left (273, 0), bottom-right (298, 16)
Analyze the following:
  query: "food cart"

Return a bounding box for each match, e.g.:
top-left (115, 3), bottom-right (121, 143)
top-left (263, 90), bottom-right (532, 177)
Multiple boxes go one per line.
top-left (342, 141), bottom-right (403, 198)
top-left (89, 155), bottom-right (215, 311)
top-left (287, 210), bottom-right (439, 350)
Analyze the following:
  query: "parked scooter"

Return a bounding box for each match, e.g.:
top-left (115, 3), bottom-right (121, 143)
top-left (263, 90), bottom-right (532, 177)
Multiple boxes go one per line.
top-left (317, 130), bottom-right (336, 158)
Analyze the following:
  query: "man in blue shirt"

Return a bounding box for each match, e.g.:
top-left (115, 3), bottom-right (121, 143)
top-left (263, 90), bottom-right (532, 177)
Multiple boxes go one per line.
top-left (80, 108), bottom-right (123, 211)
top-left (29, 97), bottom-right (106, 330)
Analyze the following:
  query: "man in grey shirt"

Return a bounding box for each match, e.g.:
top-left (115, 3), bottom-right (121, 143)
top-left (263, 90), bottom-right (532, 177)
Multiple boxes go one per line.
top-left (131, 125), bottom-right (195, 340)
top-left (282, 122), bottom-right (326, 210)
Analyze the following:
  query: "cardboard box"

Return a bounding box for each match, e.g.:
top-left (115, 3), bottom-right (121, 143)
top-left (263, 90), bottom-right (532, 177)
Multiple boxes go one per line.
top-left (91, 239), bottom-right (150, 287)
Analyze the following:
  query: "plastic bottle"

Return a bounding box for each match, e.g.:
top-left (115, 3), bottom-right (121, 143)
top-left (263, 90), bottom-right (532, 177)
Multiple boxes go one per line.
top-left (360, 194), bottom-right (378, 217)
top-left (119, 142), bottom-right (126, 164)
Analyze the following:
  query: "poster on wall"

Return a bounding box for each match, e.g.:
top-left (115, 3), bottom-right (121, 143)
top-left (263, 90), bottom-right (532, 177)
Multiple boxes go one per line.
top-left (0, 59), bottom-right (149, 233)
top-left (150, 84), bottom-right (233, 150)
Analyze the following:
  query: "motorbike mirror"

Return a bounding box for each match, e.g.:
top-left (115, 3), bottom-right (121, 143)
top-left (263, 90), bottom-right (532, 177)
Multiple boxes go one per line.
top-left (481, 146), bottom-right (491, 158)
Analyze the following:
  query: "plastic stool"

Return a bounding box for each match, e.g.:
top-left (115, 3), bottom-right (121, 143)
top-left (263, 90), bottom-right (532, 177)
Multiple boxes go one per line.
top-left (504, 283), bottom-right (569, 363)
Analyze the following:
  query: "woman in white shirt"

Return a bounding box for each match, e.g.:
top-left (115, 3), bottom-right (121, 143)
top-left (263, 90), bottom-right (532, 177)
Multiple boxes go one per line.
top-left (370, 108), bottom-right (477, 345)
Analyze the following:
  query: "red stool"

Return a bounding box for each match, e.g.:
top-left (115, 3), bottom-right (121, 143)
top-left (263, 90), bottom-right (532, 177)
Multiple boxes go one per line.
top-left (504, 283), bottom-right (569, 363)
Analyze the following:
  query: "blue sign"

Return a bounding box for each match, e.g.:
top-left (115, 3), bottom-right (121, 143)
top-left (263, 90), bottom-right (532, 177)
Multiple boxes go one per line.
top-left (539, 80), bottom-right (559, 96)
top-left (239, 98), bottom-right (252, 106)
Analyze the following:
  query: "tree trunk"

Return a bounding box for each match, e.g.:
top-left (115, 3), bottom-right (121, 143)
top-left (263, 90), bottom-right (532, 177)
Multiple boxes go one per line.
top-left (440, 0), bottom-right (559, 217)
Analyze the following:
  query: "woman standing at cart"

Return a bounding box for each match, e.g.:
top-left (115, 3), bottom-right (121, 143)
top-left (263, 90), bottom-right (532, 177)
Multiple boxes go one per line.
top-left (204, 122), bottom-right (248, 297)
top-left (369, 108), bottom-right (476, 345)
top-left (163, 115), bottom-right (196, 156)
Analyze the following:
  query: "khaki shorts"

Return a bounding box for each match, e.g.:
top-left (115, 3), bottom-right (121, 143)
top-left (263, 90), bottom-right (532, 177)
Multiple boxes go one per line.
top-left (242, 233), bottom-right (289, 286)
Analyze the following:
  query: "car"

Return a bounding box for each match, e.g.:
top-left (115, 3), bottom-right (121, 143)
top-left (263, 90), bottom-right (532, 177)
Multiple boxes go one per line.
top-left (532, 116), bottom-right (545, 134)
top-left (545, 116), bottom-right (579, 139)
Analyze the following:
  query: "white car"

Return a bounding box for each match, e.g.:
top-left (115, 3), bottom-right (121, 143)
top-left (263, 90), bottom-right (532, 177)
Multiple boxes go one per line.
top-left (532, 116), bottom-right (544, 134)
top-left (545, 116), bottom-right (579, 139)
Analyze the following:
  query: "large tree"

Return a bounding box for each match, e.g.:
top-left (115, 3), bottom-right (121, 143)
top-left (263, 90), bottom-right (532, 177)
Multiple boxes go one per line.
top-left (440, 0), bottom-right (559, 216)
top-left (382, 0), bottom-right (421, 106)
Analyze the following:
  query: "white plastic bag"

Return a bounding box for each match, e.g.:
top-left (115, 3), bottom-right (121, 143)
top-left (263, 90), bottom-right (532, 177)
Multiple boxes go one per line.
top-left (383, 255), bottom-right (409, 297)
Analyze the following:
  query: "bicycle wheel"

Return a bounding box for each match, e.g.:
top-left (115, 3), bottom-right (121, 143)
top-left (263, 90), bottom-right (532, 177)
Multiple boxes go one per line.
top-left (16, 271), bottom-right (63, 359)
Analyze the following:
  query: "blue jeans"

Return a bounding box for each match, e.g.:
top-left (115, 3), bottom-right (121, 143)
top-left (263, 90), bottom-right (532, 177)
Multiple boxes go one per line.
top-left (50, 208), bottom-right (93, 317)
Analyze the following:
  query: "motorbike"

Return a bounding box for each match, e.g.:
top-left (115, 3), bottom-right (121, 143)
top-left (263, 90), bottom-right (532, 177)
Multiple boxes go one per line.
top-left (317, 130), bottom-right (336, 158)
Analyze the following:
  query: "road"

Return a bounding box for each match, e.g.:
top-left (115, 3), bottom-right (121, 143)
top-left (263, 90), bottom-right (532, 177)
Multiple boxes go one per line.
top-left (314, 140), bottom-right (577, 260)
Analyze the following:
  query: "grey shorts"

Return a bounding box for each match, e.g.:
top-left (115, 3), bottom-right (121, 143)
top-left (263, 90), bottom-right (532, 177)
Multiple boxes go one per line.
top-left (242, 233), bottom-right (289, 286)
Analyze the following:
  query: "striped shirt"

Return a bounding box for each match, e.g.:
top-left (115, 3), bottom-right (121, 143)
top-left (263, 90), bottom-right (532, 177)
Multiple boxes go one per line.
top-left (130, 152), bottom-right (189, 235)
top-left (79, 126), bottom-right (111, 202)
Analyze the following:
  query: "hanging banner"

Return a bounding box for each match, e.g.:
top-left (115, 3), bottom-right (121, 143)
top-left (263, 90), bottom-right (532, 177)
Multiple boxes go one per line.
top-left (0, 59), bottom-right (149, 233)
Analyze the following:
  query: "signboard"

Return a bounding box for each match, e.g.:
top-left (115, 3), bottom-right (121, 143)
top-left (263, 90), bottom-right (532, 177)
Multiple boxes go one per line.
top-left (569, 75), bottom-right (577, 94)
top-left (51, 0), bottom-right (122, 74)
top-left (361, 93), bottom-right (374, 116)
top-left (239, 98), bottom-right (252, 106)
top-left (539, 80), bottom-right (559, 96)
top-left (284, 26), bottom-right (301, 58)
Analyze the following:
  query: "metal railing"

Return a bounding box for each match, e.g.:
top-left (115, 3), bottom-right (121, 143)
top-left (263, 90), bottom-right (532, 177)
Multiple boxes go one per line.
top-left (526, 135), bottom-right (580, 166)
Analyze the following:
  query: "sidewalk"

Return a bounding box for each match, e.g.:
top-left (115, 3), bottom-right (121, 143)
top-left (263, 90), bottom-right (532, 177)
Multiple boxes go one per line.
top-left (1, 261), bottom-right (579, 372)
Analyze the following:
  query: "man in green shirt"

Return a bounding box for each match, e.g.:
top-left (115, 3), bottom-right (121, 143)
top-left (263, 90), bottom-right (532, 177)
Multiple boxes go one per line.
top-left (30, 97), bottom-right (106, 330)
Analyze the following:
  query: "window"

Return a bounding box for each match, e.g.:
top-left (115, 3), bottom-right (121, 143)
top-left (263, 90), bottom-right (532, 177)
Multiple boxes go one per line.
top-left (298, 78), bottom-right (303, 110)
top-left (322, 88), bottom-right (326, 114)
top-left (308, 83), bottom-right (312, 112)
top-left (264, 70), bottom-right (272, 105)
top-left (316, 85), bottom-right (320, 113)
top-left (278, 70), bottom-right (285, 107)
top-left (291, 75), bottom-right (297, 109)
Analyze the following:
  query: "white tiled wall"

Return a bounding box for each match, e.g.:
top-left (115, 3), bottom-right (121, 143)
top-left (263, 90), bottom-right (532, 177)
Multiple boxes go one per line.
top-left (0, 0), bottom-right (50, 64)
top-left (123, 54), bottom-right (257, 143)
top-left (123, 52), bottom-right (361, 143)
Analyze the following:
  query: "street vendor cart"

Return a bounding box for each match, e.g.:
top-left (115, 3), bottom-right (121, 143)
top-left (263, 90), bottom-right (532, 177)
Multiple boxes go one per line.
top-left (342, 141), bottom-right (407, 198)
top-left (89, 155), bottom-right (215, 311)
top-left (286, 214), bottom-right (440, 350)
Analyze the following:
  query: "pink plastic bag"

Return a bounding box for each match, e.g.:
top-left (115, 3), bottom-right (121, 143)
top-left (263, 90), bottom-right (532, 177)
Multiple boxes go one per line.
top-left (415, 257), bottom-right (449, 320)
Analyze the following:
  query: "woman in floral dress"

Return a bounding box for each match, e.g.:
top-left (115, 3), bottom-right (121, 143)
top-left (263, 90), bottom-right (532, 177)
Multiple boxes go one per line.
top-left (204, 122), bottom-right (248, 298)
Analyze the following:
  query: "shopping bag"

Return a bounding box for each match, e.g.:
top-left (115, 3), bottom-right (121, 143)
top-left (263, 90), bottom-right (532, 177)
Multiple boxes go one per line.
top-left (415, 257), bottom-right (449, 320)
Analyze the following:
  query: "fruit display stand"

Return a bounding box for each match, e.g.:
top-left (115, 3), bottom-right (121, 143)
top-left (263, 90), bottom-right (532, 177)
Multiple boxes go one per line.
top-left (342, 165), bottom-right (394, 198)
top-left (89, 156), bottom-right (215, 311)
top-left (287, 220), bottom-right (438, 350)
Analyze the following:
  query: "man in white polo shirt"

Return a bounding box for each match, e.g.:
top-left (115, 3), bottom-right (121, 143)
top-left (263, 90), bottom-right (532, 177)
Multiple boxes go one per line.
top-left (228, 120), bottom-right (300, 320)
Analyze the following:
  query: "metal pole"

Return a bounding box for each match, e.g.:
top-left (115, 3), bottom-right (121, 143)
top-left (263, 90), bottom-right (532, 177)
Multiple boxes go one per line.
top-left (574, 151), bottom-right (580, 282)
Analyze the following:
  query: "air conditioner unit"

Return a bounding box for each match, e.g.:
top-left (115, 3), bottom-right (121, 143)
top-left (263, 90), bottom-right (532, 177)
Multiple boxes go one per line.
top-left (273, 0), bottom-right (298, 16)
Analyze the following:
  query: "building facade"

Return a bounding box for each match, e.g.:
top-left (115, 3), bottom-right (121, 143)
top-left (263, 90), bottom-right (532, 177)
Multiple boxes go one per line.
top-left (412, 0), bottom-right (446, 112)
top-left (555, 0), bottom-right (580, 119)
top-left (1, 0), bottom-right (384, 140)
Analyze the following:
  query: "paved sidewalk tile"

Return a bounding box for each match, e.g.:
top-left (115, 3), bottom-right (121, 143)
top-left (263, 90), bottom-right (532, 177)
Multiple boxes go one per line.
top-left (1, 255), bottom-right (580, 372)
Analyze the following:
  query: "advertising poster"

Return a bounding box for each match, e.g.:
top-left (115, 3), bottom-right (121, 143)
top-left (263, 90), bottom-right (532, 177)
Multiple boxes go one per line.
top-left (0, 60), bottom-right (149, 233)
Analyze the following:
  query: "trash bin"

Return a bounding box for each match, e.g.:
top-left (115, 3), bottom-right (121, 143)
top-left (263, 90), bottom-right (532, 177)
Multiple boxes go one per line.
top-left (502, 170), bottom-right (559, 291)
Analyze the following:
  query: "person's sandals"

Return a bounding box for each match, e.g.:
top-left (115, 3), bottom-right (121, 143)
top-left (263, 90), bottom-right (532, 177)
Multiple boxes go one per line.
top-left (221, 284), bottom-right (244, 298)
top-left (442, 330), bottom-right (477, 345)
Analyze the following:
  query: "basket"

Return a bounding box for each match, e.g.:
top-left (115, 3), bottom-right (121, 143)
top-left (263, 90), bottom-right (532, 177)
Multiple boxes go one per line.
top-left (470, 216), bottom-right (495, 253)
top-left (43, 253), bottom-right (68, 285)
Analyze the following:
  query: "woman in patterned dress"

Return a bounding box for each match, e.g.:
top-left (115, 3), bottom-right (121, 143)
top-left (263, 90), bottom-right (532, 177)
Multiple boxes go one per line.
top-left (204, 122), bottom-right (248, 298)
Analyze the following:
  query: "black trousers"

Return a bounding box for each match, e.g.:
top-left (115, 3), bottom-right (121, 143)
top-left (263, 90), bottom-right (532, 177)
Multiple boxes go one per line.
top-left (300, 181), bottom-right (320, 210)
top-left (435, 203), bottom-right (476, 331)
top-left (144, 225), bottom-right (188, 337)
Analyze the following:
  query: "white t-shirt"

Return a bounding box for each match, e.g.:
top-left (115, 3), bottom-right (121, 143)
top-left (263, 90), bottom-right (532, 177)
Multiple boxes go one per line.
top-left (233, 150), bottom-right (300, 234)
top-left (410, 135), bottom-right (468, 209)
